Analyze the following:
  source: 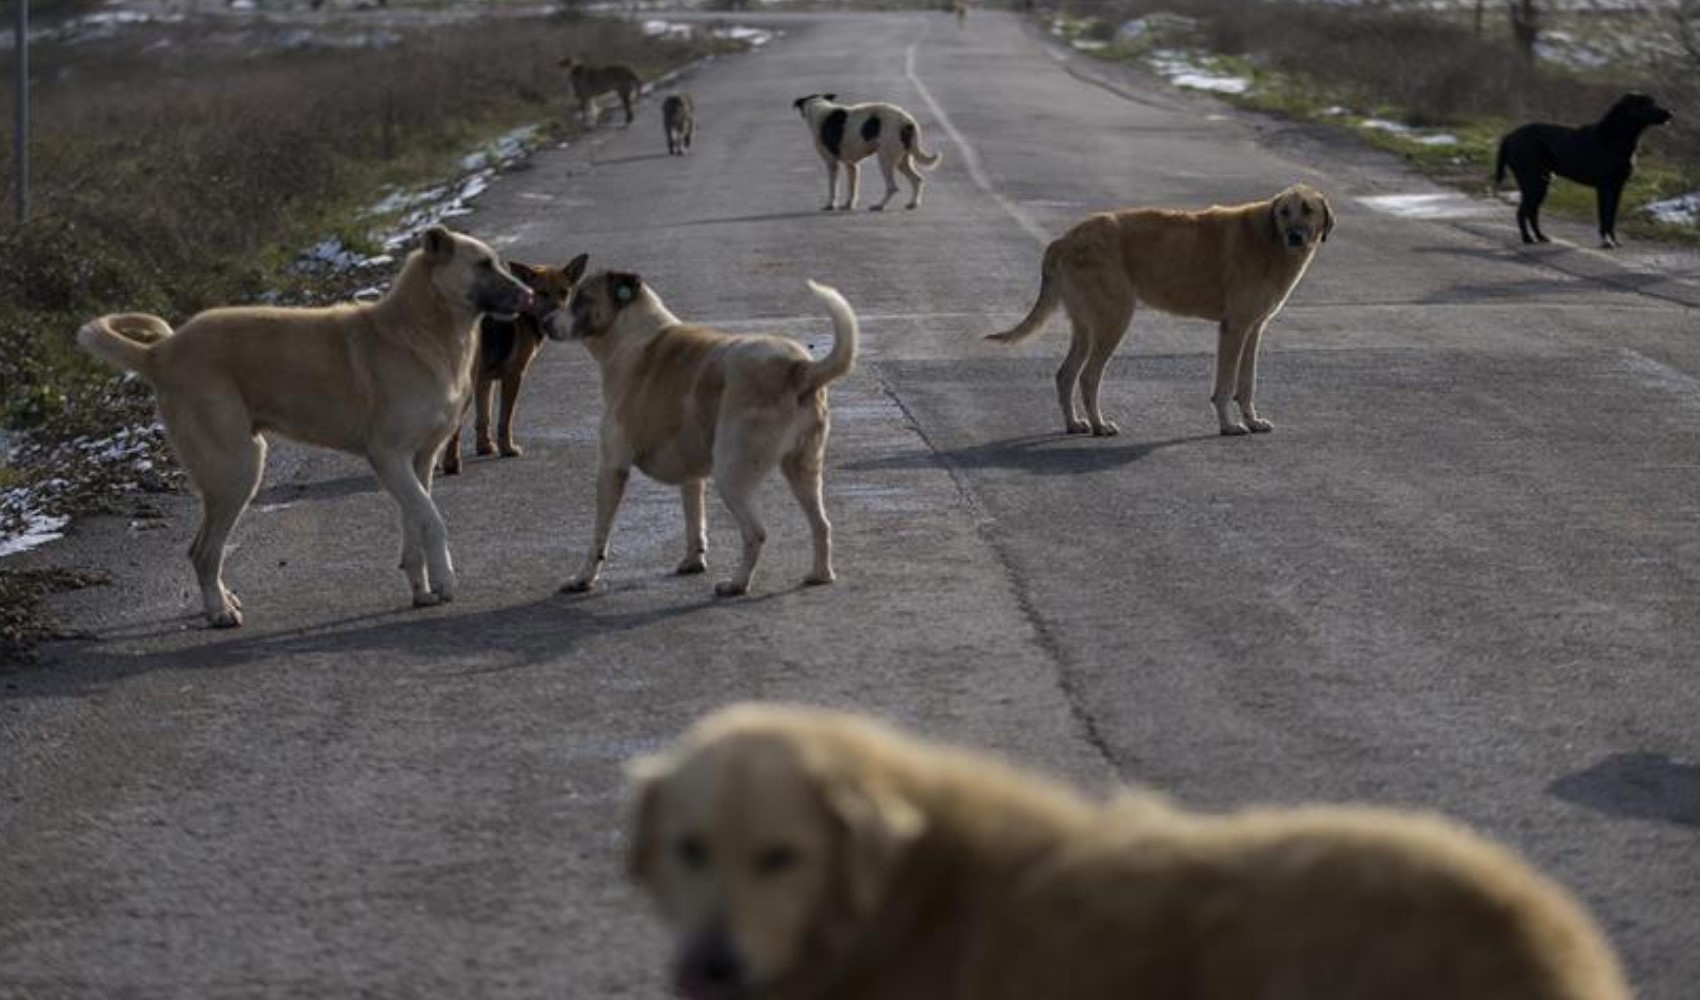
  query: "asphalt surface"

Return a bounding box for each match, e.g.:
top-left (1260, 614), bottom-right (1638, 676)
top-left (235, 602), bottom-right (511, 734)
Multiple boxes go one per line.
top-left (5, 10), bottom-right (1700, 998)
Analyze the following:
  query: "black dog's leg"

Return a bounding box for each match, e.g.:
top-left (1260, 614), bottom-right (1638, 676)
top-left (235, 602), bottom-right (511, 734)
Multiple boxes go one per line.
top-left (1597, 182), bottom-right (1623, 248)
top-left (1517, 173), bottom-right (1551, 244)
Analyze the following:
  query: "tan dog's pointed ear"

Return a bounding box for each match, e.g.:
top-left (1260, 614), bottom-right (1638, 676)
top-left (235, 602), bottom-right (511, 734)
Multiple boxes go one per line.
top-left (623, 753), bottom-right (672, 882)
top-left (563, 253), bottom-right (590, 285)
top-left (827, 781), bottom-right (925, 916)
top-left (1321, 195), bottom-right (1335, 242)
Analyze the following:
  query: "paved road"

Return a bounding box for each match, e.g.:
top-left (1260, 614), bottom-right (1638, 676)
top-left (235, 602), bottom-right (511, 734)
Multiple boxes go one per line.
top-left (5, 11), bottom-right (1700, 998)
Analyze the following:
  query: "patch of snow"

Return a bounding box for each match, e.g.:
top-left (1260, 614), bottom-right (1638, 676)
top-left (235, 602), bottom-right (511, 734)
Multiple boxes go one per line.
top-left (1416, 134), bottom-right (1458, 146)
top-left (1, 423), bottom-right (176, 561)
top-left (0, 511), bottom-right (69, 559)
top-left (1148, 51), bottom-right (1249, 95)
top-left (1360, 118), bottom-right (1415, 135)
top-left (1357, 192), bottom-right (1494, 220)
top-left (1644, 192), bottom-right (1700, 227)
top-left (643, 19), bottom-right (696, 41)
top-left (1071, 39), bottom-right (1110, 52)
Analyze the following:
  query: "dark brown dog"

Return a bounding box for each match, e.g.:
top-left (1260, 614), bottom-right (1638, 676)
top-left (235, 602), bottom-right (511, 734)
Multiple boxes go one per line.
top-left (1495, 92), bottom-right (1673, 248)
top-left (442, 254), bottom-right (587, 475)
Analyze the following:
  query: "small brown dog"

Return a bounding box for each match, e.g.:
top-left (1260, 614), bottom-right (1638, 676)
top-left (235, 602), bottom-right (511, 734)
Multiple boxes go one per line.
top-left (559, 57), bottom-right (642, 127)
top-left (663, 93), bottom-right (696, 156)
top-left (628, 704), bottom-right (1630, 1000)
top-left (442, 254), bottom-right (588, 475)
top-left (543, 272), bottom-right (857, 597)
top-left (991, 184), bottom-right (1332, 437)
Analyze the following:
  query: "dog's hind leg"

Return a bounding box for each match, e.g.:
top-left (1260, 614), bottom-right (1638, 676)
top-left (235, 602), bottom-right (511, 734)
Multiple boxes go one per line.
top-left (1077, 290), bottom-right (1135, 437)
top-left (782, 440), bottom-right (834, 586)
top-left (620, 87), bottom-right (634, 126)
top-left (899, 154), bottom-right (925, 210)
top-left (1055, 318), bottom-right (1092, 435)
top-left (841, 161), bottom-right (861, 211)
top-left (1233, 319), bottom-right (1274, 433)
top-left (1516, 173), bottom-right (1551, 243)
top-left (474, 376), bottom-right (499, 457)
top-left (442, 421), bottom-right (465, 476)
top-left (677, 478), bottom-right (709, 575)
top-left (870, 151), bottom-right (900, 212)
top-left (821, 158), bottom-right (840, 211)
top-left (710, 431), bottom-right (780, 596)
top-left (168, 405), bottom-right (265, 628)
top-left (1212, 320), bottom-right (1256, 435)
top-left (371, 452), bottom-right (455, 606)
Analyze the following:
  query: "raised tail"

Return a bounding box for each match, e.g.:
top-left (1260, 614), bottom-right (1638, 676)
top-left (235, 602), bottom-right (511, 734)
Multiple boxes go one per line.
top-left (76, 313), bottom-right (175, 380)
top-left (802, 280), bottom-right (859, 394)
top-left (900, 122), bottom-right (944, 169)
top-left (986, 241), bottom-right (1062, 344)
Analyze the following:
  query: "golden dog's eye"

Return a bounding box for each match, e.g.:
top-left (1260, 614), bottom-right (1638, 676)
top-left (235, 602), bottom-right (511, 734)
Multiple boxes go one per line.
top-left (677, 836), bottom-right (710, 871)
top-left (1279, 206), bottom-right (1291, 218)
top-left (753, 844), bottom-right (800, 876)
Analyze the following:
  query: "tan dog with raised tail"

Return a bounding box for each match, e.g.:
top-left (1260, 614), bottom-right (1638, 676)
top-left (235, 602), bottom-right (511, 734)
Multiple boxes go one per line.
top-left (77, 227), bottom-right (533, 627)
top-left (990, 184), bottom-right (1332, 437)
top-left (627, 704), bottom-right (1629, 1000)
top-left (543, 272), bottom-right (857, 597)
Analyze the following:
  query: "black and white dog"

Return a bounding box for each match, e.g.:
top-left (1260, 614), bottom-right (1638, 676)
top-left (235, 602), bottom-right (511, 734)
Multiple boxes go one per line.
top-left (1495, 92), bottom-right (1673, 248)
top-left (793, 94), bottom-right (943, 211)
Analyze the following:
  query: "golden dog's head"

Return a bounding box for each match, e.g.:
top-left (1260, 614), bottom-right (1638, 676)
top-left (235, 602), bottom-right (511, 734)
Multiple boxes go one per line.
top-left (1269, 184), bottom-right (1333, 252)
top-left (418, 225), bottom-right (536, 320)
top-left (544, 269), bottom-right (648, 342)
top-left (625, 706), bottom-right (925, 1000)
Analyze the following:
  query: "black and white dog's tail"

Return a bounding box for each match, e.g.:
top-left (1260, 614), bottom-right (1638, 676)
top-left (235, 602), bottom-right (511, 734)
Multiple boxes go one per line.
top-left (901, 122), bottom-right (944, 169)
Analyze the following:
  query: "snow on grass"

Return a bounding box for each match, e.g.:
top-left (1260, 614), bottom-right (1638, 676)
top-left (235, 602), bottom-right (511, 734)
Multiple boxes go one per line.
top-left (1645, 192), bottom-right (1700, 227)
top-left (1, 424), bottom-right (177, 562)
top-left (1357, 192), bottom-right (1496, 220)
top-left (1147, 50), bottom-right (1250, 95)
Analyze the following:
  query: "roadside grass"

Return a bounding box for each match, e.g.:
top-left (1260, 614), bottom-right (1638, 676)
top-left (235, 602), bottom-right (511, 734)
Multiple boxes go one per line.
top-left (1050, 2), bottom-right (1700, 247)
top-left (0, 567), bottom-right (107, 665)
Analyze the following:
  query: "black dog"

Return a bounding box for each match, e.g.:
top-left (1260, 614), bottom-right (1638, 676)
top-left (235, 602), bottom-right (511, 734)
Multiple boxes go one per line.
top-left (1495, 93), bottom-right (1672, 248)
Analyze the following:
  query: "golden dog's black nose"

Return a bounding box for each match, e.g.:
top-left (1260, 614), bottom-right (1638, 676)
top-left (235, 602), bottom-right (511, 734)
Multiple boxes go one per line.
top-left (675, 929), bottom-right (745, 1000)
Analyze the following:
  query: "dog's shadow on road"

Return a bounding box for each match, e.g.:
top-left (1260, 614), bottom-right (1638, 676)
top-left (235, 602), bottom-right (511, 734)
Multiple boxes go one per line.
top-left (845, 432), bottom-right (1216, 477)
top-left (1547, 752), bottom-right (1700, 829)
top-left (674, 209), bottom-right (850, 228)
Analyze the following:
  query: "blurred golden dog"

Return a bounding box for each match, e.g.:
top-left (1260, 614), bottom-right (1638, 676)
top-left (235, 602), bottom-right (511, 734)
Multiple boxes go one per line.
top-left (990, 183), bottom-right (1332, 437)
top-left (627, 704), bottom-right (1628, 1000)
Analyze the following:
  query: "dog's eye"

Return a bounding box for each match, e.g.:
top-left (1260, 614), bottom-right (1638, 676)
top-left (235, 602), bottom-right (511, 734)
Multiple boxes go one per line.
top-left (677, 836), bottom-right (710, 871)
top-left (1279, 206), bottom-right (1291, 218)
top-left (753, 845), bottom-right (800, 876)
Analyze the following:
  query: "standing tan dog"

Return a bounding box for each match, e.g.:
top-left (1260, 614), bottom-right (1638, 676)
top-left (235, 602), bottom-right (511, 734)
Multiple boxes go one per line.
top-left (559, 57), bottom-right (642, 127)
top-left (542, 271), bottom-right (857, 597)
top-left (990, 184), bottom-right (1332, 437)
top-left (442, 254), bottom-right (589, 475)
top-left (793, 94), bottom-right (943, 211)
top-left (77, 227), bottom-right (533, 627)
top-left (627, 704), bottom-right (1630, 1000)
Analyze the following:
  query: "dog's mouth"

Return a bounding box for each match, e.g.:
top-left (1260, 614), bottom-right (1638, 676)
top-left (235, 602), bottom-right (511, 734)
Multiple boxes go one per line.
top-left (479, 285), bottom-right (536, 322)
top-left (1284, 230), bottom-right (1309, 250)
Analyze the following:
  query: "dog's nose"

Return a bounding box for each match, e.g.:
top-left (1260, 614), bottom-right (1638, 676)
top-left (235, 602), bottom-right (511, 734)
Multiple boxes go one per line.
top-left (1286, 230), bottom-right (1307, 248)
top-left (675, 929), bottom-right (745, 999)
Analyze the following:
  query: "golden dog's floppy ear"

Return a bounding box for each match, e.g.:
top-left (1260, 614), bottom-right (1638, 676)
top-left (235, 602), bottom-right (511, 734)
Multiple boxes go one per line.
top-left (1320, 195), bottom-right (1335, 243)
top-left (826, 780), bottom-right (925, 916)
top-left (623, 753), bottom-right (671, 882)
top-left (422, 225), bottom-right (454, 260)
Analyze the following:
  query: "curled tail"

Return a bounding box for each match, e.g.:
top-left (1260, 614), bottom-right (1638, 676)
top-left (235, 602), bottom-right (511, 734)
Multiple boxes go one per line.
top-left (986, 241), bottom-right (1062, 344)
top-left (76, 313), bottom-right (175, 380)
top-left (802, 280), bottom-right (859, 394)
top-left (900, 122), bottom-right (944, 169)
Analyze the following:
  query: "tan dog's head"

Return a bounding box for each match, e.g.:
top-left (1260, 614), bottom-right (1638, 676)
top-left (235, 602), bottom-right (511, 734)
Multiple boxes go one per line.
top-left (417, 225), bottom-right (536, 320)
top-left (625, 706), bottom-right (925, 1000)
top-left (507, 253), bottom-right (589, 322)
top-left (543, 268), bottom-right (650, 342)
top-left (1269, 184), bottom-right (1333, 252)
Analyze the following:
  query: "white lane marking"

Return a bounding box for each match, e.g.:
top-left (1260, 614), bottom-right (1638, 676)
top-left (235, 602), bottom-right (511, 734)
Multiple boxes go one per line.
top-left (904, 28), bottom-right (1051, 246)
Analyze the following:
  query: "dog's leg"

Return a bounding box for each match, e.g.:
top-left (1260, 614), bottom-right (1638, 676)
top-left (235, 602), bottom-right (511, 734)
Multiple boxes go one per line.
top-left (782, 445), bottom-right (834, 586)
top-left (871, 151), bottom-right (900, 212)
top-left (562, 462), bottom-right (631, 593)
top-left (497, 372), bottom-right (525, 457)
top-left (1520, 174), bottom-right (1551, 243)
top-left (474, 376), bottom-right (498, 457)
top-left (621, 87), bottom-right (634, 127)
top-left (899, 154), bottom-right (925, 210)
top-left (1234, 319), bottom-right (1274, 433)
top-left (710, 434), bottom-right (779, 596)
top-left (821, 155), bottom-right (840, 211)
top-left (372, 452), bottom-right (455, 605)
top-left (1056, 319), bottom-right (1091, 435)
top-left (841, 161), bottom-right (861, 211)
top-left (1598, 182), bottom-right (1623, 248)
top-left (1213, 320), bottom-right (1254, 435)
top-left (174, 418), bottom-right (266, 629)
top-left (1078, 291), bottom-right (1134, 437)
top-left (677, 478), bottom-right (709, 575)
top-left (442, 421), bottom-right (465, 476)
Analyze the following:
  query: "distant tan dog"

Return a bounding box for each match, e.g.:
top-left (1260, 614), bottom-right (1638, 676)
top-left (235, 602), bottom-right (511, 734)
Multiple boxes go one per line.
top-left (559, 57), bottom-right (642, 126)
top-left (542, 271), bottom-right (857, 596)
top-left (792, 94), bottom-right (943, 211)
top-left (77, 227), bottom-right (534, 627)
top-left (990, 184), bottom-right (1333, 436)
top-left (663, 93), bottom-right (696, 155)
top-left (627, 704), bottom-right (1630, 1000)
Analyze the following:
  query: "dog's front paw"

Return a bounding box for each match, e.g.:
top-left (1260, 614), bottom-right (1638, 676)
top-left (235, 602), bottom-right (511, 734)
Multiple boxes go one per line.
top-left (500, 443), bottom-right (523, 458)
top-left (1219, 422), bottom-right (1251, 437)
top-left (676, 553), bottom-right (708, 576)
top-left (869, 204), bottom-right (885, 212)
top-left (713, 580), bottom-right (749, 598)
top-left (475, 438), bottom-right (497, 457)
top-left (208, 607), bottom-right (244, 629)
top-left (412, 592), bottom-right (445, 608)
top-left (560, 577), bottom-right (600, 595)
top-left (1065, 419), bottom-right (1092, 435)
top-left (1245, 416), bottom-right (1275, 433)
top-left (803, 570), bottom-right (835, 587)
top-left (1091, 420), bottom-right (1120, 437)
top-left (906, 201), bottom-right (920, 210)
